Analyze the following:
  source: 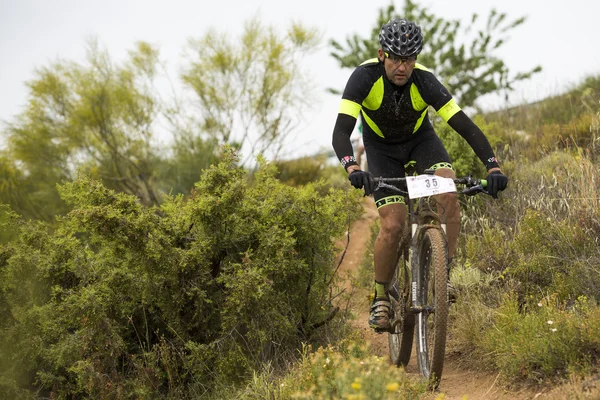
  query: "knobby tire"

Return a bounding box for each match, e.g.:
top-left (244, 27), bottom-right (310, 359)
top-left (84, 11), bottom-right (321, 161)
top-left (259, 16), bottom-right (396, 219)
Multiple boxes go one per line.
top-left (388, 247), bottom-right (414, 366)
top-left (414, 227), bottom-right (448, 388)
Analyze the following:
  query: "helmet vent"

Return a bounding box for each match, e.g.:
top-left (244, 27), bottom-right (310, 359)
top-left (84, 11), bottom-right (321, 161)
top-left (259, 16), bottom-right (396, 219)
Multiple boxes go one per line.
top-left (378, 18), bottom-right (423, 57)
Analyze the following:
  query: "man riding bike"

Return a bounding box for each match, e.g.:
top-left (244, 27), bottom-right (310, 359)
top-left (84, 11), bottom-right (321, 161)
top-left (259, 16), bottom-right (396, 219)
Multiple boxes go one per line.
top-left (331, 18), bottom-right (508, 332)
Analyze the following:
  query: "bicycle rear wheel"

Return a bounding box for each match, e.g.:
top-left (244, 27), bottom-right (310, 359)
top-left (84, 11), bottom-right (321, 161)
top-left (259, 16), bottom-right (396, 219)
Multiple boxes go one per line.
top-left (414, 227), bottom-right (448, 388)
top-left (388, 247), bottom-right (414, 367)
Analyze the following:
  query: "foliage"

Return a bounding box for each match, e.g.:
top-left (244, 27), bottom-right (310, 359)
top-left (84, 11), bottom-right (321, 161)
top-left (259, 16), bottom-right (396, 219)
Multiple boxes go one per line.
top-left (446, 264), bottom-right (503, 365)
top-left (451, 291), bottom-right (600, 384)
top-left (2, 16), bottom-right (323, 220)
top-left (487, 75), bottom-right (600, 128)
top-left (434, 114), bottom-right (504, 177)
top-left (328, 0), bottom-right (541, 108)
top-left (181, 17), bottom-right (321, 165)
top-left (226, 340), bottom-right (427, 399)
top-left (452, 145), bottom-right (600, 385)
top-left (481, 295), bottom-right (600, 383)
top-left (464, 151), bottom-right (600, 301)
top-left (156, 135), bottom-right (221, 196)
top-left (483, 75), bottom-right (600, 162)
top-left (0, 148), bottom-right (363, 398)
top-left (2, 40), bottom-right (168, 211)
top-left (504, 210), bottom-right (600, 301)
top-left (272, 154), bottom-right (348, 195)
top-left (273, 154), bottom-right (329, 187)
top-left (285, 341), bottom-right (427, 399)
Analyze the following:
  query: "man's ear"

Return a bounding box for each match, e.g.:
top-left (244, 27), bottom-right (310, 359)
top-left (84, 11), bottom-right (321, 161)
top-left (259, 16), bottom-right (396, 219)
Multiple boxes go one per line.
top-left (377, 48), bottom-right (384, 62)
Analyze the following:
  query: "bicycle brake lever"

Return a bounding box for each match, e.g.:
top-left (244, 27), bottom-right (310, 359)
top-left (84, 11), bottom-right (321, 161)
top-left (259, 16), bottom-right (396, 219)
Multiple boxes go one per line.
top-left (461, 185), bottom-right (488, 196)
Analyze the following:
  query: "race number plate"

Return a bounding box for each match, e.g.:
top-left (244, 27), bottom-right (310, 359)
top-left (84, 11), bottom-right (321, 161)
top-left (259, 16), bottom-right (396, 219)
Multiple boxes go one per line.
top-left (406, 175), bottom-right (456, 199)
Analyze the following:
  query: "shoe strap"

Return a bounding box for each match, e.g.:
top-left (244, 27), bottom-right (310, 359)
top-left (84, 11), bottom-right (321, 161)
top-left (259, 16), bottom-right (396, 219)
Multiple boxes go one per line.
top-left (371, 299), bottom-right (391, 312)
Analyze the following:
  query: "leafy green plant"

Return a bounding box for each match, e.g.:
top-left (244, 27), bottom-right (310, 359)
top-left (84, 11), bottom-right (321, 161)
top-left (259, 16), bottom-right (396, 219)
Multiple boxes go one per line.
top-left (182, 17), bottom-right (321, 165)
top-left (482, 295), bottom-right (600, 382)
top-left (285, 341), bottom-right (427, 399)
top-left (0, 148), bottom-right (363, 398)
top-left (272, 154), bottom-right (348, 193)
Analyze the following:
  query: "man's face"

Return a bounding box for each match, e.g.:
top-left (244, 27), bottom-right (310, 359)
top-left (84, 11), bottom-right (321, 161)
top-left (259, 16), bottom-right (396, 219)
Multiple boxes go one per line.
top-left (378, 48), bottom-right (416, 86)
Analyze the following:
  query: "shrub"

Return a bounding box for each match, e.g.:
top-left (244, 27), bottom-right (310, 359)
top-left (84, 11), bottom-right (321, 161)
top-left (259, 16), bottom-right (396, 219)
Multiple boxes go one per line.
top-left (228, 339), bottom-right (427, 399)
top-left (284, 341), bottom-right (427, 399)
top-left (481, 295), bottom-right (600, 383)
top-left (434, 114), bottom-right (504, 178)
top-left (272, 154), bottom-right (349, 193)
top-left (0, 148), bottom-right (363, 398)
top-left (447, 265), bottom-right (503, 364)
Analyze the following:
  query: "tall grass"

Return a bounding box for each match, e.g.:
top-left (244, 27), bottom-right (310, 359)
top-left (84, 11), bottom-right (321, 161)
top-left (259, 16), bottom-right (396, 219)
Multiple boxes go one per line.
top-left (450, 78), bottom-right (600, 384)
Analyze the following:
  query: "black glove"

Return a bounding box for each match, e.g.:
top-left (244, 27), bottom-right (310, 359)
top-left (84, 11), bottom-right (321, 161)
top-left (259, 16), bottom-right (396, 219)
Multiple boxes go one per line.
top-left (486, 170), bottom-right (508, 199)
top-left (348, 170), bottom-right (375, 196)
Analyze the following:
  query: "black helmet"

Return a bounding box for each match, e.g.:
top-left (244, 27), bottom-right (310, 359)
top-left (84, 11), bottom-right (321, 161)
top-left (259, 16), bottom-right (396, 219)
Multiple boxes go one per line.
top-left (378, 18), bottom-right (423, 57)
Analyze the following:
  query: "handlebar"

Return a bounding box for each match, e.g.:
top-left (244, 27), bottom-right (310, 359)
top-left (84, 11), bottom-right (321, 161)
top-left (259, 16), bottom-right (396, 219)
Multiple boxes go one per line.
top-left (373, 175), bottom-right (489, 197)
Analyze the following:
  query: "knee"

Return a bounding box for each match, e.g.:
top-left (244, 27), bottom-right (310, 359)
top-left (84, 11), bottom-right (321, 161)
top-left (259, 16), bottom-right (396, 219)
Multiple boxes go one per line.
top-left (379, 219), bottom-right (405, 241)
top-left (434, 167), bottom-right (455, 179)
top-left (438, 191), bottom-right (459, 206)
top-left (437, 192), bottom-right (461, 221)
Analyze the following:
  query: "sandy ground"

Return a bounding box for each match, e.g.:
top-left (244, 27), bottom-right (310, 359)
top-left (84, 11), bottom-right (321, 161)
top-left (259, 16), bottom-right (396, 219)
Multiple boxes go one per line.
top-left (334, 197), bottom-right (590, 400)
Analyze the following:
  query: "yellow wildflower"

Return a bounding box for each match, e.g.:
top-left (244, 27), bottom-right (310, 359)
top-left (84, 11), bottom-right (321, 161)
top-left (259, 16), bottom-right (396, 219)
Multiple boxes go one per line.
top-left (386, 382), bottom-right (400, 392)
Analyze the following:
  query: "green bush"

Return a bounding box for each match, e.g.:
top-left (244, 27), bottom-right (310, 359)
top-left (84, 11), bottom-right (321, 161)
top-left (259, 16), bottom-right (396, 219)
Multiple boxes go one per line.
top-left (284, 341), bottom-right (427, 399)
top-left (450, 284), bottom-right (600, 384)
top-left (507, 211), bottom-right (591, 295)
top-left (227, 339), bottom-right (427, 399)
top-left (447, 267), bottom-right (503, 364)
top-left (481, 295), bottom-right (600, 383)
top-left (435, 114), bottom-right (502, 178)
top-left (465, 208), bottom-right (600, 304)
top-left (0, 149), bottom-right (363, 398)
top-left (450, 146), bottom-right (600, 386)
top-left (463, 223), bottom-right (514, 274)
top-left (273, 154), bottom-right (349, 193)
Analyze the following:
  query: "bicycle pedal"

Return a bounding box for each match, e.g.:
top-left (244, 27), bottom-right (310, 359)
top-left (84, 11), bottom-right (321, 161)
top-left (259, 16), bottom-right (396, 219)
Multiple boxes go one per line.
top-left (371, 326), bottom-right (390, 334)
top-left (369, 322), bottom-right (392, 333)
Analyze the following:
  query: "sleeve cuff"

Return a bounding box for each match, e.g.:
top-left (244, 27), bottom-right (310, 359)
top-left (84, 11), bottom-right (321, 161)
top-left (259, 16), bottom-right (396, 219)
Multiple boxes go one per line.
top-left (485, 157), bottom-right (499, 170)
top-left (340, 156), bottom-right (358, 169)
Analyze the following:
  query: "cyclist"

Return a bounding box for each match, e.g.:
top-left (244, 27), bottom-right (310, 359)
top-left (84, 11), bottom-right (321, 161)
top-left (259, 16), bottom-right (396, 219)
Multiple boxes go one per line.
top-left (331, 18), bottom-right (508, 332)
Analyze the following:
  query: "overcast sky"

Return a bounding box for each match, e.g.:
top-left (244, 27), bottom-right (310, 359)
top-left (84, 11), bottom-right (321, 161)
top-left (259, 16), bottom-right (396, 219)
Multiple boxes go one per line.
top-left (1, 0), bottom-right (599, 157)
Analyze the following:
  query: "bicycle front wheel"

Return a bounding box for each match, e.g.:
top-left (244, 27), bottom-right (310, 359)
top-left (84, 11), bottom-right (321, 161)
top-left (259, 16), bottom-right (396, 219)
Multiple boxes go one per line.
top-left (414, 227), bottom-right (448, 388)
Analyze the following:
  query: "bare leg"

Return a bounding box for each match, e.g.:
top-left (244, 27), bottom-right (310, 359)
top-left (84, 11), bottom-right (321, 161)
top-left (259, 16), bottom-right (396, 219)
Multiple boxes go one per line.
top-left (369, 202), bottom-right (407, 330)
top-left (374, 203), bottom-right (407, 283)
top-left (433, 168), bottom-right (461, 258)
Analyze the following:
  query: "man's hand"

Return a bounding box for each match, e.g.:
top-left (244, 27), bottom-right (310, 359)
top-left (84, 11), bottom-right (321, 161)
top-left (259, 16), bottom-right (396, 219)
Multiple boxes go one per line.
top-left (486, 168), bottom-right (508, 198)
top-left (348, 169), bottom-right (375, 196)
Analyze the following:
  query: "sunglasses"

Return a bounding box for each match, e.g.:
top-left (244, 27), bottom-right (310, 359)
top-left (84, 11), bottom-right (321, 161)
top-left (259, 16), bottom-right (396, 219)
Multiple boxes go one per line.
top-left (384, 52), bottom-right (417, 65)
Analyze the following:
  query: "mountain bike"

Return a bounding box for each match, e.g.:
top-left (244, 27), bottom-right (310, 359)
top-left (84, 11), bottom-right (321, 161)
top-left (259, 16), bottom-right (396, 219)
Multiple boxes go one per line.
top-left (373, 172), bottom-right (489, 388)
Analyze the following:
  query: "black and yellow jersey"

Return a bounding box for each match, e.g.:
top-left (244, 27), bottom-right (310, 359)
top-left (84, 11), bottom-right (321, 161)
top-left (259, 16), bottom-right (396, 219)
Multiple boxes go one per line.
top-left (332, 58), bottom-right (500, 171)
top-left (340, 58), bottom-right (459, 142)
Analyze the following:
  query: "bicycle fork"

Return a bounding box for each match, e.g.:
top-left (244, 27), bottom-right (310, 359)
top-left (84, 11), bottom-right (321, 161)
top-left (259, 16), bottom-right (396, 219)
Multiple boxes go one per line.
top-left (408, 222), bottom-right (447, 354)
top-left (408, 222), bottom-right (446, 305)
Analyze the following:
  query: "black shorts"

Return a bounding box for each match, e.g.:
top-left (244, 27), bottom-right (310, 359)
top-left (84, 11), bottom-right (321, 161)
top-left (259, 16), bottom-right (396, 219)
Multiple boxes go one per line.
top-left (364, 130), bottom-right (453, 207)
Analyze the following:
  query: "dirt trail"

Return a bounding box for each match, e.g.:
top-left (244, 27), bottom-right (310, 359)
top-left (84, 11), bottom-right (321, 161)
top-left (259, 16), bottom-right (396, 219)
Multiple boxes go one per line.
top-left (336, 197), bottom-right (553, 399)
